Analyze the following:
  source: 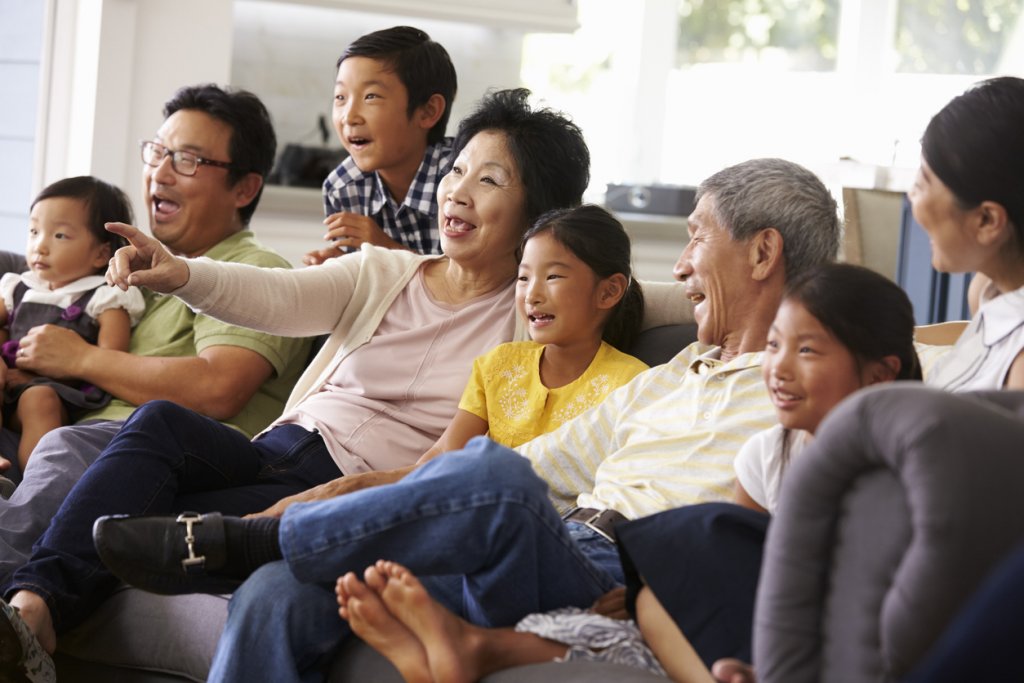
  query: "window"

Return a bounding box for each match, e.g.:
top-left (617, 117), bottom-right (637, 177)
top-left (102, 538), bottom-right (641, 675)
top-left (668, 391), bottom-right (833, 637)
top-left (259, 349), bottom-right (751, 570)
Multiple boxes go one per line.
top-left (677, 0), bottom-right (840, 71)
top-left (895, 0), bottom-right (1023, 73)
top-left (521, 0), bottom-right (1024, 195)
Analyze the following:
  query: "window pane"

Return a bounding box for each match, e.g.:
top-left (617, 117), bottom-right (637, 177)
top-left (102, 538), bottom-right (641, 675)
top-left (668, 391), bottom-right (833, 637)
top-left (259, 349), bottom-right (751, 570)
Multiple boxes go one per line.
top-left (895, 0), bottom-right (1023, 73)
top-left (677, 0), bottom-right (840, 70)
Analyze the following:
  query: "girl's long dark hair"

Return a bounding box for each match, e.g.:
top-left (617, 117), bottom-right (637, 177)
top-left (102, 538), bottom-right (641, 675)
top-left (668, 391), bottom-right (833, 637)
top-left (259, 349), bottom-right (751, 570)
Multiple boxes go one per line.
top-left (522, 204), bottom-right (644, 352)
top-left (778, 262), bottom-right (921, 465)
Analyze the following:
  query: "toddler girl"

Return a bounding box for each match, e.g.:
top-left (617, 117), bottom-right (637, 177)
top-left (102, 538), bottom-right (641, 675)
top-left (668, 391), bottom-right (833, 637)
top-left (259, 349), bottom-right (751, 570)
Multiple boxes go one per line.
top-left (0, 176), bottom-right (145, 486)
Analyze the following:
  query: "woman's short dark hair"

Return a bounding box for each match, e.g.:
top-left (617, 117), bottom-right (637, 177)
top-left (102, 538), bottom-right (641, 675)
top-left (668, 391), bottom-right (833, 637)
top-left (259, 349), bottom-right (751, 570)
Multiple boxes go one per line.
top-left (163, 84), bottom-right (277, 226)
top-left (784, 263), bottom-right (921, 382)
top-left (31, 176), bottom-right (134, 268)
top-left (339, 26), bottom-right (457, 146)
top-left (451, 89), bottom-right (590, 230)
top-left (921, 76), bottom-right (1024, 248)
top-left (523, 205), bottom-right (644, 352)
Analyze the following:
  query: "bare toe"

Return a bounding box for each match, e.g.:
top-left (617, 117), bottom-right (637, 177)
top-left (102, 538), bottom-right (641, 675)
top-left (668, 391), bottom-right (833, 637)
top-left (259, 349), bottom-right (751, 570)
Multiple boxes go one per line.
top-left (341, 569), bottom-right (431, 683)
top-left (378, 561), bottom-right (478, 683)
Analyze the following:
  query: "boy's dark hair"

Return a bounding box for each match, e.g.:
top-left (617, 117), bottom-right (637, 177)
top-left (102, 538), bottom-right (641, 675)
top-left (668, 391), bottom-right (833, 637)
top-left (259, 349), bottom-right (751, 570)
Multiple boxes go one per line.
top-left (922, 76), bottom-right (1024, 251)
top-left (452, 88), bottom-right (590, 229)
top-left (339, 26), bottom-right (457, 146)
top-left (32, 176), bottom-right (134, 266)
top-left (523, 205), bottom-right (644, 352)
top-left (163, 84), bottom-right (277, 226)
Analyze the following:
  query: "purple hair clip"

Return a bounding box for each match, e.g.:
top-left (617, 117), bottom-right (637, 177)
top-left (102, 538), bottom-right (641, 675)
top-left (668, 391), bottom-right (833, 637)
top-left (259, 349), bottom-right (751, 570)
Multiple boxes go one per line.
top-left (61, 305), bottom-right (83, 322)
top-left (1, 340), bottom-right (18, 369)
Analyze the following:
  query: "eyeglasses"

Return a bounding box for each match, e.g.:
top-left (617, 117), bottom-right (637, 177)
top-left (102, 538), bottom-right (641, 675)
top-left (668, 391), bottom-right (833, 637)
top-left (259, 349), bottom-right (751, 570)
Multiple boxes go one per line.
top-left (139, 140), bottom-right (239, 177)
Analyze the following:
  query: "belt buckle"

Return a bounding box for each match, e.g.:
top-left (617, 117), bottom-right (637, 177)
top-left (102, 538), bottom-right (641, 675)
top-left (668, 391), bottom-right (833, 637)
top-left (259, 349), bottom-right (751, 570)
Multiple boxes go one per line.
top-left (581, 510), bottom-right (616, 545)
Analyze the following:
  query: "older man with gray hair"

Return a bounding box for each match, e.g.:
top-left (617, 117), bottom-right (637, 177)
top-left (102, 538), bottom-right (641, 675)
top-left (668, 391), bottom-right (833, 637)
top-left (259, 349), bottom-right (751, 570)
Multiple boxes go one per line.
top-left (95, 157), bottom-right (842, 683)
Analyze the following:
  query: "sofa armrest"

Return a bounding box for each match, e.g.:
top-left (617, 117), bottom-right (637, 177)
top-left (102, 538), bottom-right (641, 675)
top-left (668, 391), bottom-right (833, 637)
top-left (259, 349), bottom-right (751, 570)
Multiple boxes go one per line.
top-left (754, 386), bottom-right (1024, 683)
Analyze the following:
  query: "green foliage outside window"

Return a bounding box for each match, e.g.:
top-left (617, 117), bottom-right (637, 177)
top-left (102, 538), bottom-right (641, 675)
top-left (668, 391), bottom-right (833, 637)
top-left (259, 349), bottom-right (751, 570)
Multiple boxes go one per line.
top-left (896, 0), bottom-right (1022, 73)
top-left (678, 0), bottom-right (1022, 74)
top-left (677, 0), bottom-right (840, 70)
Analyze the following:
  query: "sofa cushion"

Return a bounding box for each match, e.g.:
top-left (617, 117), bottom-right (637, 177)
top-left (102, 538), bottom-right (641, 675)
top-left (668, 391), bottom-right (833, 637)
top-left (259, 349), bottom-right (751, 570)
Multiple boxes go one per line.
top-left (60, 587), bottom-right (667, 682)
top-left (59, 587), bottom-right (227, 683)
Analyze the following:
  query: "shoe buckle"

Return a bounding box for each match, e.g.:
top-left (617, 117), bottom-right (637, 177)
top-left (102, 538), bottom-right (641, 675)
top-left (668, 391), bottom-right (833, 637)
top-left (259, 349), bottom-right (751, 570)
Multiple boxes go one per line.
top-left (176, 512), bottom-right (206, 572)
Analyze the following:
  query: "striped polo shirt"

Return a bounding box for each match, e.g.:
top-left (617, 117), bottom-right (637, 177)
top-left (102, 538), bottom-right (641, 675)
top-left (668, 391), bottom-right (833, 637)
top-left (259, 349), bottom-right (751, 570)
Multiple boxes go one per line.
top-left (519, 343), bottom-right (775, 520)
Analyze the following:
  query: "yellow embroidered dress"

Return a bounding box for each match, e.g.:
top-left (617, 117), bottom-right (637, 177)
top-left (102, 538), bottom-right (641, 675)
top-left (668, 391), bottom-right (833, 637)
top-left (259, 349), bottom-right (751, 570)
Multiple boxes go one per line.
top-left (458, 341), bottom-right (649, 448)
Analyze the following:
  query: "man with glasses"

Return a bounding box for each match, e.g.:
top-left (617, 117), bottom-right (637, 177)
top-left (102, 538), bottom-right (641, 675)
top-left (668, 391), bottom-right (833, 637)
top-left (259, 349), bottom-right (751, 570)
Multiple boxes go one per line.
top-left (0, 84), bottom-right (311, 583)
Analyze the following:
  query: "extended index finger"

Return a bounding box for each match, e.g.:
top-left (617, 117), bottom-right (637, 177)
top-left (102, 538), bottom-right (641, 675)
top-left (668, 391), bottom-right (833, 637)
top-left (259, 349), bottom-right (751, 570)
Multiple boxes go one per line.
top-left (105, 222), bottom-right (151, 248)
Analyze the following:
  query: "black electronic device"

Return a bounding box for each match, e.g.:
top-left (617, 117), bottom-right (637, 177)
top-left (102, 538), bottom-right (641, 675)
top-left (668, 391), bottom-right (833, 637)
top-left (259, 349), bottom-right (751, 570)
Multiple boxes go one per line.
top-left (605, 183), bottom-right (696, 216)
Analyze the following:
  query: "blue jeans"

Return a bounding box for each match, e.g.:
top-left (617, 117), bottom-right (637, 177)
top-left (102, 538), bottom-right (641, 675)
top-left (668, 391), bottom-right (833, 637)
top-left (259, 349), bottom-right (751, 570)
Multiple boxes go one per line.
top-left (209, 437), bottom-right (622, 683)
top-left (3, 400), bottom-right (340, 632)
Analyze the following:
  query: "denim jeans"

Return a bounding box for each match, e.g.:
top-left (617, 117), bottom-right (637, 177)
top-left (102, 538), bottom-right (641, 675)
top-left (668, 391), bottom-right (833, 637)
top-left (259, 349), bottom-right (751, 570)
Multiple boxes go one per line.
top-left (3, 400), bottom-right (340, 633)
top-left (209, 437), bottom-right (623, 683)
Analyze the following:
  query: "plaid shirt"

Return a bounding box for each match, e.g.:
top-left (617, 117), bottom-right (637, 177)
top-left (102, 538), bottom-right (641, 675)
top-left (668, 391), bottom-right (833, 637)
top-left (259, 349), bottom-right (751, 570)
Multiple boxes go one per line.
top-left (321, 138), bottom-right (452, 255)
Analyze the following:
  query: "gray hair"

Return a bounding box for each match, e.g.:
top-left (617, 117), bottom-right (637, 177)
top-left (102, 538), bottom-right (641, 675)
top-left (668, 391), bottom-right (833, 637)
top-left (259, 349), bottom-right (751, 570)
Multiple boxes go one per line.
top-left (696, 158), bottom-right (841, 279)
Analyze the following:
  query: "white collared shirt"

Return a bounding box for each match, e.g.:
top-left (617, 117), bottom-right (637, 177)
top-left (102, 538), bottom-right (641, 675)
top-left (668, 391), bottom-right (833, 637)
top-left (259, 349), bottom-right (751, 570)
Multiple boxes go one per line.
top-left (926, 282), bottom-right (1024, 391)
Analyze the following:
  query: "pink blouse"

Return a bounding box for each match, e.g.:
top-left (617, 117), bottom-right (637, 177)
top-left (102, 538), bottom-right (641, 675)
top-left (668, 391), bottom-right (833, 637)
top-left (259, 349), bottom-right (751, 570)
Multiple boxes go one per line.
top-left (275, 266), bottom-right (515, 473)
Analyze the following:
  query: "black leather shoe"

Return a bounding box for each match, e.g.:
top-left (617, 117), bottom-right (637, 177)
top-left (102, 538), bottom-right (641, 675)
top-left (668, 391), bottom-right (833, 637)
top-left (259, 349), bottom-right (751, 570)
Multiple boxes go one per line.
top-left (93, 512), bottom-right (242, 596)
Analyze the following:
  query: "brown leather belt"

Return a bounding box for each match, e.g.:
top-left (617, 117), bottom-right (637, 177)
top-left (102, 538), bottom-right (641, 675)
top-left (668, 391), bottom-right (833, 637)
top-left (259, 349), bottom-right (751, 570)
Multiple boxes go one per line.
top-left (563, 507), bottom-right (627, 544)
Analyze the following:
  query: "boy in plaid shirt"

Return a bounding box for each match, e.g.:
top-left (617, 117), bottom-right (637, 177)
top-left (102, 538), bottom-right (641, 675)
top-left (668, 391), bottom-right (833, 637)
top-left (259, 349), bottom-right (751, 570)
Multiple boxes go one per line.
top-left (305, 26), bottom-right (457, 264)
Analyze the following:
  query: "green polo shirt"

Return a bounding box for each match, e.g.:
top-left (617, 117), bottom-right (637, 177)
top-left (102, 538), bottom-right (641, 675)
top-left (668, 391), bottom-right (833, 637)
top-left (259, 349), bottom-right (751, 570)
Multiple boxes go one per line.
top-left (80, 230), bottom-right (311, 437)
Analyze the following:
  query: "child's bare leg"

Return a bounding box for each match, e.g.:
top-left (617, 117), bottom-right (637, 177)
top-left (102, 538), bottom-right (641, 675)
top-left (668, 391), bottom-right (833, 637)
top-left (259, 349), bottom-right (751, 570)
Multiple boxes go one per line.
top-left (336, 569), bottom-right (432, 683)
top-left (13, 385), bottom-right (67, 471)
top-left (635, 585), bottom-right (715, 683)
top-left (376, 560), bottom-right (568, 683)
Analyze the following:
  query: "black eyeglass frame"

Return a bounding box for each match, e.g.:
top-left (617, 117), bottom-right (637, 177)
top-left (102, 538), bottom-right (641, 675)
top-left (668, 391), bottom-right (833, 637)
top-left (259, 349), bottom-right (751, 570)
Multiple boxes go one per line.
top-left (139, 140), bottom-right (241, 177)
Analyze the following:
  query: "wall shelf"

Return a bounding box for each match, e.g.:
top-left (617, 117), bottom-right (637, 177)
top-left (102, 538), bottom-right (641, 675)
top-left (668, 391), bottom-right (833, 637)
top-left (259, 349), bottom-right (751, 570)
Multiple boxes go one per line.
top-left (243, 0), bottom-right (578, 32)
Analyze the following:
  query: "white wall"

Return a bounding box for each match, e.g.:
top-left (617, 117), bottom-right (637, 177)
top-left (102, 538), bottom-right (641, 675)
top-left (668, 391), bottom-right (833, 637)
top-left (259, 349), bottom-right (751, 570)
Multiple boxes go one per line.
top-left (0, 0), bottom-right (45, 253)
top-left (38, 0), bottom-right (235, 235)
top-left (230, 0), bottom-right (528, 267)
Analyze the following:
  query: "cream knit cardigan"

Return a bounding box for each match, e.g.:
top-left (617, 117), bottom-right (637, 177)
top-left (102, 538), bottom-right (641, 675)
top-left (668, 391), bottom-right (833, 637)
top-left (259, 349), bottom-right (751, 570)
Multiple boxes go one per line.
top-left (174, 244), bottom-right (691, 417)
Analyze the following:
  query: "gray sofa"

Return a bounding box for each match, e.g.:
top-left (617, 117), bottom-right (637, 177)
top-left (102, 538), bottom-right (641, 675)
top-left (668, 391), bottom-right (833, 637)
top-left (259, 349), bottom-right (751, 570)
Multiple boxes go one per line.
top-left (52, 324), bottom-right (697, 682)
top-left (50, 344), bottom-right (1024, 681)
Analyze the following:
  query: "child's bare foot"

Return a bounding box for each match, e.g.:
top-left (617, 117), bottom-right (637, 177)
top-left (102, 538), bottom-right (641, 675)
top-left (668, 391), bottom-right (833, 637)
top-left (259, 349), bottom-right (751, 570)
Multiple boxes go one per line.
top-left (336, 569), bottom-right (432, 683)
top-left (9, 591), bottom-right (56, 655)
top-left (376, 560), bottom-right (486, 683)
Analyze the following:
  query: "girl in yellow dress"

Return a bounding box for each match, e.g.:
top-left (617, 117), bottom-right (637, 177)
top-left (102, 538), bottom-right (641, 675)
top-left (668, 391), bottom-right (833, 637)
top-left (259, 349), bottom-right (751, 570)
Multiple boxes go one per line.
top-left (420, 203), bottom-right (649, 458)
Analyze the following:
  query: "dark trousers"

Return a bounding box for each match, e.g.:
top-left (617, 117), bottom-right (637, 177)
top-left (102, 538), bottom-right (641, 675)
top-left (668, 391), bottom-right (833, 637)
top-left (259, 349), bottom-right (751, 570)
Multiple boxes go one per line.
top-left (903, 539), bottom-right (1024, 682)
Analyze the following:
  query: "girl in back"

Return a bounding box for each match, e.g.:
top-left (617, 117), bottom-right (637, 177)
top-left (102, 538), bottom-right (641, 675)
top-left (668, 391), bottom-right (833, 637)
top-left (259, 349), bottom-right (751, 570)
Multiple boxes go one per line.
top-left (419, 203), bottom-right (648, 459)
top-left (0, 177), bottom-right (145, 491)
top-left (730, 261), bottom-right (921, 513)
